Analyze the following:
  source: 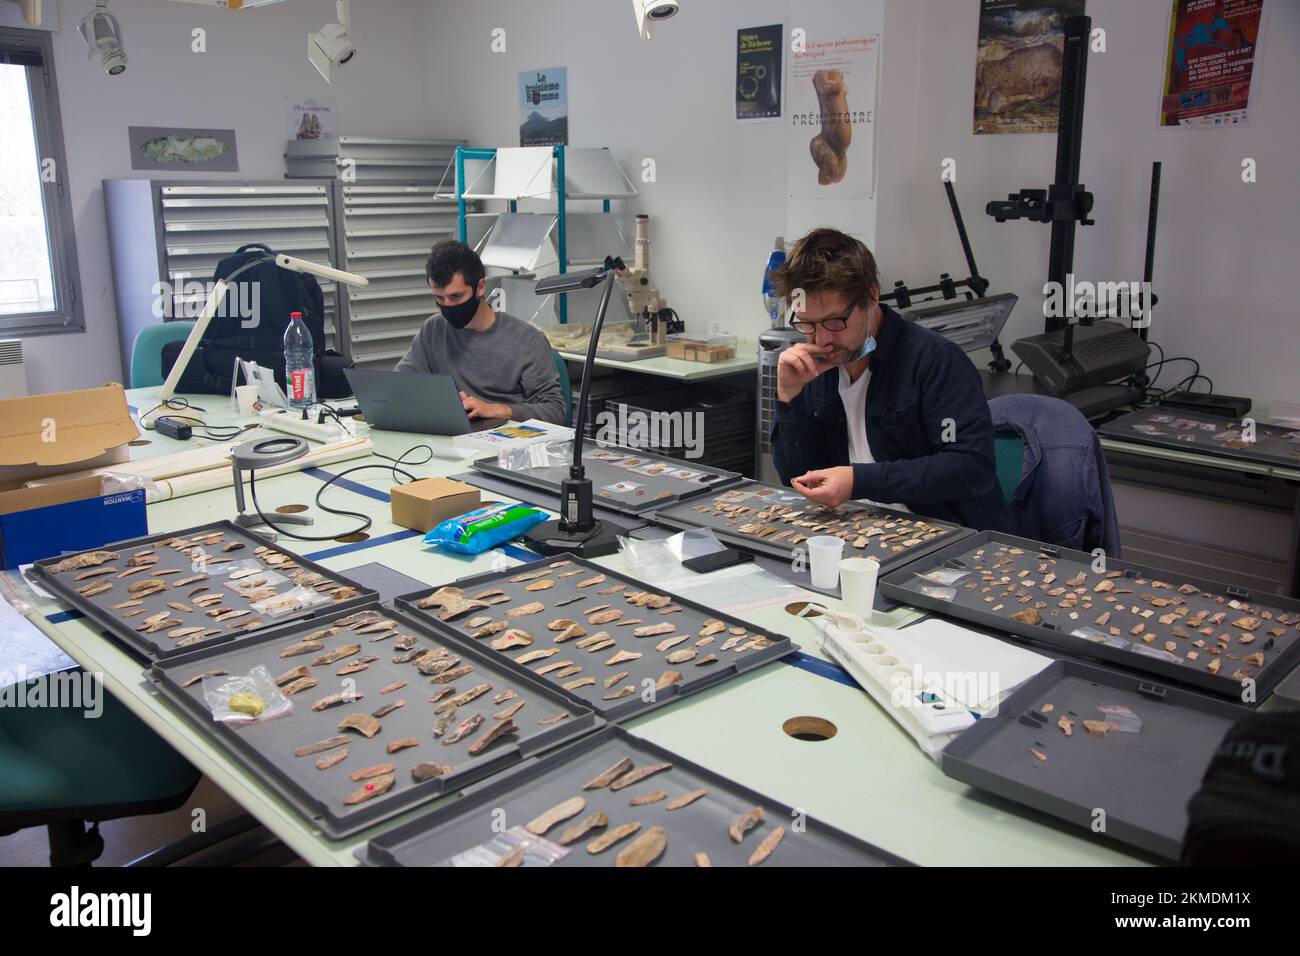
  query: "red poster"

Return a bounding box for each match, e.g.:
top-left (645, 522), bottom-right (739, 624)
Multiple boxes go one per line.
top-left (1160, 0), bottom-right (1263, 127)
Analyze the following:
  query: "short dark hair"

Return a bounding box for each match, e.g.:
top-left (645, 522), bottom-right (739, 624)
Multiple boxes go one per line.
top-left (425, 239), bottom-right (485, 290)
top-left (770, 227), bottom-right (879, 311)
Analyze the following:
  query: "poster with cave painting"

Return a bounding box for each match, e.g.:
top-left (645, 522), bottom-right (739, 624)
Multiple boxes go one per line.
top-left (786, 32), bottom-right (877, 199)
top-left (973, 0), bottom-right (1085, 135)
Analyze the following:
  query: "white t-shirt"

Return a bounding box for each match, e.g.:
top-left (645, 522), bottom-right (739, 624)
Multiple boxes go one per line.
top-left (838, 365), bottom-right (910, 512)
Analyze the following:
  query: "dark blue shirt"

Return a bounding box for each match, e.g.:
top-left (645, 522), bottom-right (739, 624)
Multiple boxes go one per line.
top-left (771, 304), bottom-right (1013, 532)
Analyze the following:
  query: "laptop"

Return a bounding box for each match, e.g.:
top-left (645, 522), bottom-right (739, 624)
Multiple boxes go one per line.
top-left (344, 368), bottom-right (507, 435)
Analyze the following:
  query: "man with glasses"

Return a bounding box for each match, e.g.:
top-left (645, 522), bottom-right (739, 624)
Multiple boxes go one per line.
top-left (770, 228), bottom-right (1011, 531)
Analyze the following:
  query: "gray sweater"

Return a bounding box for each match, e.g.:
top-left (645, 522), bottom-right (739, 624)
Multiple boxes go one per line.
top-left (394, 311), bottom-right (566, 425)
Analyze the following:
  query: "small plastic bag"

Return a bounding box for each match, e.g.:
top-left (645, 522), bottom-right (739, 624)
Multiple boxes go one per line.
top-left (222, 569), bottom-right (289, 595)
top-left (1129, 643), bottom-right (1183, 666)
top-left (447, 826), bottom-right (569, 867)
top-left (250, 584), bottom-right (331, 619)
top-left (1097, 702), bottom-right (1143, 733)
top-left (663, 527), bottom-right (726, 563)
top-left (1069, 626), bottom-right (1131, 649)
top-left (497, 440), bottom-right (572, 471)
top-left (915, 584), bottom-right (957, 601)
top-left (205, 556), bottom-right (263, 578)
top-left (913, 567), bottom-right (969, 586)
top-left (99, 472), bottom-right (164, 498)
top-left (202, 666), bottom-right (292, 723)
top-left (617, 536), bottom-right (679, 578)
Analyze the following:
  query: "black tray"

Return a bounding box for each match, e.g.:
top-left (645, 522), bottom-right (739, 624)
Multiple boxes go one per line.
top-left (942, 659), bottom-right (1249, 860)
top-left (878, 530), bottom-right (1300, 702)
top-left (360, 725), bottom-right (911, 867)
top-left (652, 479), bottom-right (970, 576)
top-left (395, 553), bottom-right (792, 721)
top-left (32, 521), bottom-right (376, 662)
top-left (150, 601), bottom-right (598, 839)
top-left (1099, 404), bottom-right (1300, 469)
top-left (471, 438), bottom-right (744, 517)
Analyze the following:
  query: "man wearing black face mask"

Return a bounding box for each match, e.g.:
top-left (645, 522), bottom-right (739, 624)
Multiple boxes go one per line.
top-left (394, 240), bottom-right (567, 425)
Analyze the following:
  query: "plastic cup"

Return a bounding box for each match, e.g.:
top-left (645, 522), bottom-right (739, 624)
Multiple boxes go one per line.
top-left (839, 556), bottom-right (880, 620)
top-left (236, 384), bottom-right (259, 416)
top-left (807, 535), bottom-right (845, 589)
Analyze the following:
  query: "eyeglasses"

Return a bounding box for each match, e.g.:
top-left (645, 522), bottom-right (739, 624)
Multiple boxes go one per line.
top-left (790, 316), bottom-right (849, 334)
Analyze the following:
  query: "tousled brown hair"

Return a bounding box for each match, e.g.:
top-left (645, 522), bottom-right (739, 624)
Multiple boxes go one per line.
top-left (770, 228), bottom-right (879, 311)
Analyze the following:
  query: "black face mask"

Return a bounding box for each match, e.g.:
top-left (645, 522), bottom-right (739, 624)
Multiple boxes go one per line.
top-left (439, 294), bottom-right (480, 329)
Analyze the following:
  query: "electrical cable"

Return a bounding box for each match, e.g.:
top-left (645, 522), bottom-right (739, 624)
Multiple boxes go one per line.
top-left (242, 442), bottom-right (426, 542)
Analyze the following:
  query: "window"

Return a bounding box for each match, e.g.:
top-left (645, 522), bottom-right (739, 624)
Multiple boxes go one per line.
top-left (0, 27), bottom-right (82, 335)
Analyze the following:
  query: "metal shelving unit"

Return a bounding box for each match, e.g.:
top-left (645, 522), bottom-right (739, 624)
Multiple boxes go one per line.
top-left (454, 145), bottom-right (636, 324)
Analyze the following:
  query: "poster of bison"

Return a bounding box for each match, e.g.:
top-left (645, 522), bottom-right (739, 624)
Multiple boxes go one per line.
top-left (973, 0), bottom-right (1084, 135)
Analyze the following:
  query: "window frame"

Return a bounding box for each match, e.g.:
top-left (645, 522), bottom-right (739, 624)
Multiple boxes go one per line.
top-left (0, 25), bottom-right (84, 336)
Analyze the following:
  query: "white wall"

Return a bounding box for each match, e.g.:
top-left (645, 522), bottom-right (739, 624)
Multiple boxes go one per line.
top-left (910, 0), bottom-right (1299, 408)
top-left (421, 0), bottom-right (1298, 407)
top-left (30, 0), bottom-right (1300, 408)
top-left (420, 0), bottom-right (908, 342)
top-left (22, 0), bottom-right (428, 394)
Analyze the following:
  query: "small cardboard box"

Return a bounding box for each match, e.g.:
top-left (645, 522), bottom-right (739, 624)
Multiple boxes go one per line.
top-left (390, 477), bottom-right (481, 533)
top-left (0, 383), bottom-right (145, 568)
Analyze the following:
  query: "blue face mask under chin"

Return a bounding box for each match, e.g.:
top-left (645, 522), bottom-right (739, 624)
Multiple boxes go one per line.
top-left (850, 336), bottom-right (877, 362)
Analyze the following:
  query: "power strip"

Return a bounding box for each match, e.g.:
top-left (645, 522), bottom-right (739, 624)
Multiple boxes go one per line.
top-left (258, 408), bottom-right (362, 443)
top-left (818, 619), bottom-right (976, 759)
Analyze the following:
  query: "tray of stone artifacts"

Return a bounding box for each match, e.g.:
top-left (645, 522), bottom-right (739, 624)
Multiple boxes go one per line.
top-left (877, 531), bottom-right (1300, 702)
top-left (470, 438), bottom-right (744, 517)
top-left (1098, 404), bottom-right (1300, 469)
top-left (150, 601), bottom-right (598, 839)
top-left (651, 480), bottom-right (971, 573)
top-left (394, 553), bottom-right (792, 722)
top-left (357, 724), bottom-right (911, 867)
top-left (941, 658), bottom-right (1250, 860)
top-left (31, 521), bottom-right (376, 662)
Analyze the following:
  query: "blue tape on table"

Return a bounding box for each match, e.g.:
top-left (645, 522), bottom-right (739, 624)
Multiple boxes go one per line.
top-left (45, 609), bottom-right (85, 625)
top-left (784, 649), bottom-right (857, 688)
top-left (303, 466), bottom-right (391, 503)
top-left (304, 529), bottom-right (420, 561)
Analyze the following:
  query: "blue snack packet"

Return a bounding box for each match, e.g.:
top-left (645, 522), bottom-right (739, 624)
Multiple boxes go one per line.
top-left (423, 503), bottom-right (547, 554)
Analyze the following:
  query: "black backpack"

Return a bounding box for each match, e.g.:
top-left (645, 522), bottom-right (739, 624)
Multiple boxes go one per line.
top-left (1181, 711), bottom-right (1300, 865)
top-left (161, 242), bottom-right (351, 398)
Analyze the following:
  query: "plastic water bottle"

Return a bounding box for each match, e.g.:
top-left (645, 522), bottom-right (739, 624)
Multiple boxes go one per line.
top-left (283, 311), bottom-right (316, 408)
top-left (762, 236), bottom-right (786, 327)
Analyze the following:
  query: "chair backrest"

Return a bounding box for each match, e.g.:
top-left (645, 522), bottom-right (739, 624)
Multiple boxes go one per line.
top-left (552, 350), bottom-right (573, 427)
top-left (130, 321), bottom-right (196, 388)
top-left (993, 432), bottom-right (1025, 503)
top-left (988, 393), bottom-right (1121, 556)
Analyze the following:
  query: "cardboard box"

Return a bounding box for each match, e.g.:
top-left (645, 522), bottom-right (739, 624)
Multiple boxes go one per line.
top-left (390, 477), bottom-right (481, 533)
top-left (0, 383), bottom-right (144, 567)
top-left (666, 340), bottom-right (737, 363)
top-left (0, 476), bottom-right (147, 569)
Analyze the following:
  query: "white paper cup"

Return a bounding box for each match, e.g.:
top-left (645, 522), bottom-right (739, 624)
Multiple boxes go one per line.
top-left (839, 556), bottom-right (880, 620)
top-left (236, 384), bottom-right (259, 416)
top-left (807, 535), bottom-right (845, 589)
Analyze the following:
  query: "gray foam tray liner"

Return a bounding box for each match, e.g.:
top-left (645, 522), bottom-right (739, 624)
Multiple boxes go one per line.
top-left (878, 530), bottom-right (1300, 701)
top-left (471, 438), bottom-right (743, 516)
top-left (651, 479), bottom-right (971, 577)
top-left (941, 659), bottom-right (1249, 860)
top-left (150, 601), bottom-right (598, 840)
top-left (31, 520), bottom-right (376, 662)
top-left (395, 553), bottom-right (793, 722)
top-left (360, 725), bottom-right (911, 867)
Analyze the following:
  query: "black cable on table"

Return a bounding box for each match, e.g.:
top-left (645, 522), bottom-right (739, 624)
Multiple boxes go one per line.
top-left (244, 444), bottom-right (425, 542)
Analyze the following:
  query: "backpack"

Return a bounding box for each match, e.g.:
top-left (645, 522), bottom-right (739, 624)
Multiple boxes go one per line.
top-left (160, 242), bottom-right (352, 398)
top-left (1181, 710), bottom-right (1300, 865)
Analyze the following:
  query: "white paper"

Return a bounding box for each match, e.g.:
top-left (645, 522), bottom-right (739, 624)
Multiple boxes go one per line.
top-left (0, 595), bottom-right (76, 683)
top-left (879, 617), bottom-right (1052, 711)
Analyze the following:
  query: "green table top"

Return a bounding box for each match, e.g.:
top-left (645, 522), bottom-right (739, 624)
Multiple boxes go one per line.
top-left (16, 387), bottom-right (1150, 866)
